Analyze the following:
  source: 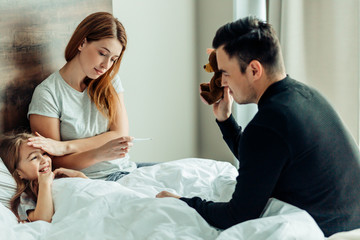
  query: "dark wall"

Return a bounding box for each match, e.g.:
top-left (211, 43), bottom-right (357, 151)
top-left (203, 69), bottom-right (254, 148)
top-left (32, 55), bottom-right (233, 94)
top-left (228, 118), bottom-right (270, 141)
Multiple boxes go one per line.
top-left (0, 0), bottom-right (112, 134)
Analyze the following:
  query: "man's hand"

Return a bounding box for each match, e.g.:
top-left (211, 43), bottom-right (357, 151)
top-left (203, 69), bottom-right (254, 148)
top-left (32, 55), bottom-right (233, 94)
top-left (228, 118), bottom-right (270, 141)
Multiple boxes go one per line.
top-left (156, 191), bottom-right (181, 199)
top-left (213, 87), bottom-right (233, 122)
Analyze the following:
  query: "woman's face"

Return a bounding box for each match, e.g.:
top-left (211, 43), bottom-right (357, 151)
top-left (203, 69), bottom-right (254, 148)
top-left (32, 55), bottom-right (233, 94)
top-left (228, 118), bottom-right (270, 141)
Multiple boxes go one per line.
top-left (17, 143), bottom-right (52, 181)
top-left (78, 38), bottom-right (123, 79)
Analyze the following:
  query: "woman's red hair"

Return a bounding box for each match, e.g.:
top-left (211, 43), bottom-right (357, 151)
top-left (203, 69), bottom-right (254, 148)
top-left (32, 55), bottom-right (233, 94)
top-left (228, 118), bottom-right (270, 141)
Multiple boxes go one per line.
top-left (65, 12), bottom-right (127, 125)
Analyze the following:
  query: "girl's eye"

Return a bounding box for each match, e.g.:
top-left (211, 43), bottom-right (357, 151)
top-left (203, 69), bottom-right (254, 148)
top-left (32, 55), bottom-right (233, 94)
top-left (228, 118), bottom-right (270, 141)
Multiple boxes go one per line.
top-left (99, 52), bottom-right (106, 56)
top-left (30, 156), bottom-right (37, 161)
top-left (111, 58), bottom-right (117, 63)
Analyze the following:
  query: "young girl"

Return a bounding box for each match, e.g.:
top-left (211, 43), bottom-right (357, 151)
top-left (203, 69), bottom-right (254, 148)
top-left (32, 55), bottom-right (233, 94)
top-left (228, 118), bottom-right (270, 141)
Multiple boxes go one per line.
top-left (0, 132), bottom-right (88, 223)
top-left (27, 12), bottom-right (136, 180)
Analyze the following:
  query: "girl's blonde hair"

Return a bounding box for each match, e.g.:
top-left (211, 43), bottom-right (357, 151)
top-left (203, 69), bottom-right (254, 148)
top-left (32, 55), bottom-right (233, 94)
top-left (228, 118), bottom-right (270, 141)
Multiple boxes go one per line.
top-left (65, 12), bottom-right (127, 125)
top-left (0, 132), bottom-right (38, 221)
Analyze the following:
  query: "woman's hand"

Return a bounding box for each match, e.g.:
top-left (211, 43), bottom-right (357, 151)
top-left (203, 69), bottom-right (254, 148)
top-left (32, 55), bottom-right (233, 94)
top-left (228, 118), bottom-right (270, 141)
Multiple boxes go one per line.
top-left (213, 87), bottom-right (233, 122)
top-left (27, 132), bottom-right (72, 156)
top-left (94, 136), bottom-right (134, 162)
top-left (53, 168), bottom-right (88, 179)
top-left (156, 191), bottom-right (181, 199)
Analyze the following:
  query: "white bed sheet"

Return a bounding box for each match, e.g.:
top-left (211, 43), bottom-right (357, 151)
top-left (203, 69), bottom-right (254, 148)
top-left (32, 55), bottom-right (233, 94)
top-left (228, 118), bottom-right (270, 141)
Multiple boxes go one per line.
top-left (0, 158), bottom-right (324, 240)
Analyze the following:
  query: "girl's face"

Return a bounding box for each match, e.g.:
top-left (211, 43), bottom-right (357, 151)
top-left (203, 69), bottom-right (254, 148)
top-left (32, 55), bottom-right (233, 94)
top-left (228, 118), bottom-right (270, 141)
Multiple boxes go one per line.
top-left (17, 143), bottom-right (52, 181)
top-left (78, 38), bottom-right (123, 79)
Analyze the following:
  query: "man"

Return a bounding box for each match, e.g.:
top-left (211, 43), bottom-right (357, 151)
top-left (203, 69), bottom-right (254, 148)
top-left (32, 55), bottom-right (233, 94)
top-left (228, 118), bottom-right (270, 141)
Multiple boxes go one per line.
top-left (156, 16), bottom-right (360, 237)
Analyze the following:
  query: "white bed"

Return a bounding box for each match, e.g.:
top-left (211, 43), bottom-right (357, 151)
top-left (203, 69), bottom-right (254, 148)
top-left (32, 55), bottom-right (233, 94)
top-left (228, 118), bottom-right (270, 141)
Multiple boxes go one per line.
top-left (0, 158), bottom-right (327, 239)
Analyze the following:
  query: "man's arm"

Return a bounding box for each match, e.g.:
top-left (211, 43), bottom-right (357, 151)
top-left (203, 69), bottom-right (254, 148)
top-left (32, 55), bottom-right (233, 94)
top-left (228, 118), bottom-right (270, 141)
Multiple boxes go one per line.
top-left (216, 114), bottom-right (242, 158)
top-left (179, 125), bottom-right (290, 229)
top-left (212, 87), bottom-right (242, 158)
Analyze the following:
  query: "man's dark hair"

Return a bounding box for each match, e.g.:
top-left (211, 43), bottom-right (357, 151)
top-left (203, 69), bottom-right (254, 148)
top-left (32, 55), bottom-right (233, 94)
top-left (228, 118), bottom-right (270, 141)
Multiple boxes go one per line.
top-left (213, 16), bottom-right (284, 76)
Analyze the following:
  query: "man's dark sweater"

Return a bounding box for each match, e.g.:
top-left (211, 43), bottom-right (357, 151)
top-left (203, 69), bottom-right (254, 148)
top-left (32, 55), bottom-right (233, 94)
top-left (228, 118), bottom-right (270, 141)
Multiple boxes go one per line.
top-left (181, 76), bottom-right (360, 237)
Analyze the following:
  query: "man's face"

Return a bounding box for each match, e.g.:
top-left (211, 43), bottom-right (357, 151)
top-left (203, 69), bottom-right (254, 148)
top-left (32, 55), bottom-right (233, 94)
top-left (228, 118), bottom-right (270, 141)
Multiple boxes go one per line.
top-left (217, 46), bottom-right (257, 104)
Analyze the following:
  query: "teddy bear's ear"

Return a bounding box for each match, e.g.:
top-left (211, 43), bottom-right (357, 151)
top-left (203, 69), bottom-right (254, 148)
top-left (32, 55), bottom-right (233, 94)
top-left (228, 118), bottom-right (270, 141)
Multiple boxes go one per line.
top-left (206, 48), bottom-right (215, 55)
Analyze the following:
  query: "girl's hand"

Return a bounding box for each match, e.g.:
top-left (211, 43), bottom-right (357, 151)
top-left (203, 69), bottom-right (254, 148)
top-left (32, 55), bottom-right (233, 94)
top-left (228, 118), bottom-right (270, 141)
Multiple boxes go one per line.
top-left (156, 191), bottom-right (181, 199)
top-left (27, 132), bottom-right (71, 156)
top-left (95, 136), bottom-right (134, 162)
top-left (53, 168), bottom-right (88, 179)
top-left (38, 169), bottom-right (55, 186)
top-left (213, 87), bottom-right (233, 122)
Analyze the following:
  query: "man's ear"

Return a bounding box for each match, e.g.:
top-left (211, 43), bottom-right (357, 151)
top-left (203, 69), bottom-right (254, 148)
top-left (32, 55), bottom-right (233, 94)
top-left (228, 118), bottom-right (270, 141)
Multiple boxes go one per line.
top-left (248, 60), bottom-right (263, 81)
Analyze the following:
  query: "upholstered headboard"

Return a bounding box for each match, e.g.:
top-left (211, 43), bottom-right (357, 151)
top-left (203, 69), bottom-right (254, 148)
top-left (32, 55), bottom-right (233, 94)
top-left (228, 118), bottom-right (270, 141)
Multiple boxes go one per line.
top-left (0, 0), bottom-right (112, 134)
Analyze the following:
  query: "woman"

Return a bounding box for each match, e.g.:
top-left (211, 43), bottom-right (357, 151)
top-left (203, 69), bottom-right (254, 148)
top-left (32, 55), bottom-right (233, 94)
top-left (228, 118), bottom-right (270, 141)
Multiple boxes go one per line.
top-left (27, 12), bottom-right (136, 180)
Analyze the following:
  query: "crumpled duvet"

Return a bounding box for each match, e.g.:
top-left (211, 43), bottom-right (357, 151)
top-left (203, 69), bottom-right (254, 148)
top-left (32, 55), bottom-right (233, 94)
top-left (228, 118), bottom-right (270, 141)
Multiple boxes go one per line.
top-left (0, 158), bottom-right (324, 240)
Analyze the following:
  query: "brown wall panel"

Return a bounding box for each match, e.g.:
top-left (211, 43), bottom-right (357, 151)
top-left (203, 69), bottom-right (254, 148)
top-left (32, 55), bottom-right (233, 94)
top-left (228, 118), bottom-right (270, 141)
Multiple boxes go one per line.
top-left (0, 0), bottom-right (112, 133)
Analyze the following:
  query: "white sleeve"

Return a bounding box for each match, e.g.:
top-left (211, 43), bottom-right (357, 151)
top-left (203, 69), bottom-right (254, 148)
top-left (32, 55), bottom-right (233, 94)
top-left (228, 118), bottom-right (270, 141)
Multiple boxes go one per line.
top-left (27, 85), bottom-right (60, 119)
top-left (112, 74), bottom-right (124, 93)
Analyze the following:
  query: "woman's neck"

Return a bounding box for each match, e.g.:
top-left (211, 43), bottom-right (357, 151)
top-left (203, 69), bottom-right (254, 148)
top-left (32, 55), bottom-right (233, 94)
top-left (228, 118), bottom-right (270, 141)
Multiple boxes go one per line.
top-left (59, 56), bottom-right (87, 92)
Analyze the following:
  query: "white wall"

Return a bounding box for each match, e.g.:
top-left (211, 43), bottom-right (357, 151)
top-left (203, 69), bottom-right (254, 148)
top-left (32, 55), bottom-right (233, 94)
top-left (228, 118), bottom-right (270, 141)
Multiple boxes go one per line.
top-left (112, 0), bottom-right (235, 164)
top-left (195, 0), bottom-right (235, 164)
top-left (113, 0), bottom-right (360, 165)
top-left (269, 0), bottom-right (360, 143)
top-left (113, 0), bottom-right (198, 163)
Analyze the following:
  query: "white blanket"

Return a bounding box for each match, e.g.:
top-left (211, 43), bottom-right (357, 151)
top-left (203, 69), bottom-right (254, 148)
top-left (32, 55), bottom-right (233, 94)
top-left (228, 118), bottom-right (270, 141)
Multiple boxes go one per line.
top-left (0, 158), bottom-right (324, 240)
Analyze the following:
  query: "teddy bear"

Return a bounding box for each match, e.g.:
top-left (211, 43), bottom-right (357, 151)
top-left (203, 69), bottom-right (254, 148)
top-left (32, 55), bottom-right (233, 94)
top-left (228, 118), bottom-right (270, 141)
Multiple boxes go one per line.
top-left (199, 49), bottom-right (224, 105)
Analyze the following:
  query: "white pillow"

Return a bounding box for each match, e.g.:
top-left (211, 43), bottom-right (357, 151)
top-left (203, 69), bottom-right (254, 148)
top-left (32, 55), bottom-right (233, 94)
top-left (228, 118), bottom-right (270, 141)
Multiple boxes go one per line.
top-left (0, 158), bottom-right (16, 209)
top-left (0, 201), bottom-right (17, 224)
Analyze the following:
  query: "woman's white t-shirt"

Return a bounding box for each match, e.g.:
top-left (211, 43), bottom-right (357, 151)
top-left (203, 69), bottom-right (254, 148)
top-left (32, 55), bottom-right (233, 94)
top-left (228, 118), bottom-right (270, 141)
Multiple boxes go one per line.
top-left (27, 71), bottom-right (136, 179)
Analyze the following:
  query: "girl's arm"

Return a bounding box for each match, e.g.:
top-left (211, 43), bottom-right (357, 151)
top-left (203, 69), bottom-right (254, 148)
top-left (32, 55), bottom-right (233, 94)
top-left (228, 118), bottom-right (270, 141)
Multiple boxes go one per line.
top-left (27, 172), bottom-right (54, 223)
top-left (27, 168), bottom-right (87, 222)
top-left (53, 168), bottom-right (88, 179)
top-left (29, 93), bottom-right (131, 170)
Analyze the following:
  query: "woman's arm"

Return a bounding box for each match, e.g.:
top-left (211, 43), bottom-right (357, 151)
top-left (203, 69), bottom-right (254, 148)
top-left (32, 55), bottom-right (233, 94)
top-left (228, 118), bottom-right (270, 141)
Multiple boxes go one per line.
top-left (29, 93), bottom-right (131, 170)
top-left (29, 93), bottom-right (129, 152)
